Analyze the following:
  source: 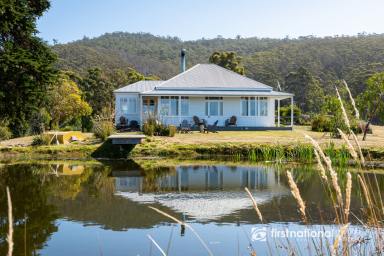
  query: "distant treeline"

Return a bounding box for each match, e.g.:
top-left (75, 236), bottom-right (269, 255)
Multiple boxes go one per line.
top-left (53, 32), bottom-right (384, 95)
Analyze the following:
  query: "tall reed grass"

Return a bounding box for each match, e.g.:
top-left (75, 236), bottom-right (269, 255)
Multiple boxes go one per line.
top-left (6, 187), bottom-right (13, 256)
top-left (271, 84), bottom-right (383, 255)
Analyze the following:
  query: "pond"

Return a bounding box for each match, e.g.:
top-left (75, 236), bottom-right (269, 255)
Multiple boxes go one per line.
top-left (0, 160), bottom-right (382, 255)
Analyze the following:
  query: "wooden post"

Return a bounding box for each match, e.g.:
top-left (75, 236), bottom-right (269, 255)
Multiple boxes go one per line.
top-left (156, 96), bottom-right (160, 118)
top-left (277, 99), bottom-right (280, 127)
top-left (178, 96), bottom-right (181, 125)
top-left (290, 97), bottom-right (294, 128)
top-left (139, 94), bottom-right (143, 128)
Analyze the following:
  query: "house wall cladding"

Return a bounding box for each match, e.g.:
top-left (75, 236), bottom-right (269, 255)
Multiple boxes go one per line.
top-left (115, 94), bottom-right (275, 127)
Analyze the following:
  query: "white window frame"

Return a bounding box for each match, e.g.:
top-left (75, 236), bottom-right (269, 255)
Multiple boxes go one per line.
top-left (160, 96), bottom-right (170, 116)
top-left (240, 97), bottom-right (268, 117)
top-left (259, 97), bottom-right (268, 116)
top-left (181, 96), bottom-right (189, 116)
top-left (160, 96), bottom-right (179, 116)
top-left (120, 96), bottom-right (137, 115)
top-left (241, 97), bottom-right (249, 116)
top-left (205, 97), bottom-right (223, 116)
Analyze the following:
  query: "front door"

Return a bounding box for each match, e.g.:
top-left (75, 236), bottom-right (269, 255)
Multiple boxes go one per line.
top-left (142, 97), bottom-right (158, 117)
top-left (205, 97), bottom-right (223, 124)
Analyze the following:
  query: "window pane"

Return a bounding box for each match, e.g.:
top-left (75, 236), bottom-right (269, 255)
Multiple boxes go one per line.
top-left (120, 98), bottom-right (128, 114)
top-left (160, 97), bottom-right (169, 115)
top-left (210, 101), bottom-right (219, 116)
top-left (259, 97), bottom-right (268, 116)
top-left (148, 99), bottom-right (155, 113)
top-left (170, 96), bottom-right (179, 116)
top-left (241, 99), bottom-right (248, 116)
top-left (129, 98), bottom-right (137, 114)
top-left (181, 97), bottom-right (189, 116)
top-left (250, 97), bottom-right (256, 116)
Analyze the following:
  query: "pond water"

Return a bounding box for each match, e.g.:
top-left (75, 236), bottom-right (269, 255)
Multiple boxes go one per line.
top-left (0, 160), bottom-right (382, 255)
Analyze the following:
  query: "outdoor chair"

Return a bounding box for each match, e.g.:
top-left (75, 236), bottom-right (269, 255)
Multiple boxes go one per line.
top-left (179, 120), bottom-right (192, 133)
top-left (193, 116), bottom-right (203, 127)
top-left (225, 115), bottom-right (237, 127)
top-left (207, 120), bottom-right (219, 133)
top-left (117, 116), bottom-right (128, 130)
top-left (129, 120), bottom-right (140, 131)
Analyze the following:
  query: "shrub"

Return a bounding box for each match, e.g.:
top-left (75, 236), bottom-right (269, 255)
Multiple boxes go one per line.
top-left (168, 125), bottom-right (177, 137)
top-left (157, 125), bottom-right (169, 136)
top-left (0, 126), bottom-right (12, 141)
top-left (60, 126), bottom-right (74, 131)
top-left (143, 122), bottom-right (155, 136)
top-left (278, 105), bottom-right (304, 125)
top-left (311, 114), bottom-right (362, 136)
top-left (81, 115), bottom-right (93, 132)
top-left (350, 120), bottom-right (363, 134)
top-left (32, 134), bottom-right (51, 146)
top-left (142, 116), bottom-right (177, 137)
top-left (29, 109), bottom-right (51, 135)
top-left (0, 119), bottom-right (12, 141)
top-left (311, 115), bottom-right (332, 132)
top-left (93, 120), bottom-right (115, 141)
top-left (59, 117), bottom-right (82, 131)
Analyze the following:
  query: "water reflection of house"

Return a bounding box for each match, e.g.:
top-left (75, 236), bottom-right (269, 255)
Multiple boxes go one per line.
top-left (116, 166), bottom-right (274, 192)
top-left (115, 165), bottom-right (289, 221)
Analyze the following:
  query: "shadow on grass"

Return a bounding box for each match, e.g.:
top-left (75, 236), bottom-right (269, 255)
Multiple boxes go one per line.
top-left (91, 139), bottom-right (136, 159)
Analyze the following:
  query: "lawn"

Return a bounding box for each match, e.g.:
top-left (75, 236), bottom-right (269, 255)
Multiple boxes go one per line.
top-left (151, 125), bottom-right (384, 149)
top-left (2, 125), bottom-right (383, 150)
top-left (1, 126), bottom-right (384, 161)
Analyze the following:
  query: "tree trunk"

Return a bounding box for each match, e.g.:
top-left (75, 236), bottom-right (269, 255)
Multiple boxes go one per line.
top-left (362, 94), bottom-right (383, 141)
top-left (362, 121), bottom-right (371, 141)
top-left (81, 116), bottom-right (85, 133)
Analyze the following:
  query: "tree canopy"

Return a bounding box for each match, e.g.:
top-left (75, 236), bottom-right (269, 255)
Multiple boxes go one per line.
top-left (209, 51), bottom-right (245, 75)
top-left (0, 0), bottom-right (57, 136)
top-left (358, 72), bottom-right (384, 125)
top-left (48, 73), bottom-right (92, 128)
top-left (284, 67), bottom-right (325, 113)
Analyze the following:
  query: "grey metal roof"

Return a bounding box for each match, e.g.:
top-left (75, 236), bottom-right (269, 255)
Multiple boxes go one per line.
top-left (114, 80), bottom-right (163, 93)
top-left (155, 64), bottom-right (272, 90)
top-left (141, 89), bottom-right (293, 98)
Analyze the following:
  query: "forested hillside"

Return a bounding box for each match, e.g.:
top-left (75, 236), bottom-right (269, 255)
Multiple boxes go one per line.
top-left (54, 32), bottom-right (384, 96)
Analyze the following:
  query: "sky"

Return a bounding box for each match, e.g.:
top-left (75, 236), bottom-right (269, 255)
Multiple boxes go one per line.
top-left (37, 0), bottom-right (384, 44)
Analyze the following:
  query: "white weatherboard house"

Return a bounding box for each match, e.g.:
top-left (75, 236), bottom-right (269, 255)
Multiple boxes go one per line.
top-left (114, 61), bottom-right (294, 130)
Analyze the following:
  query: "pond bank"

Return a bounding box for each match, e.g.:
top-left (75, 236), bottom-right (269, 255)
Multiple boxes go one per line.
top-left (1, 138), bottom-right (384, 165)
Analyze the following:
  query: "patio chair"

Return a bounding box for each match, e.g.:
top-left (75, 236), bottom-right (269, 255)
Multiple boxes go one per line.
top-left (225, 115), bottom-right (237, 127)
top-left (193, 116), bottom-right (202, 127)
top-left (117, 116), bottom-right (128, 130)
top-left (179, 120), bottom-right (192, 133)
top-left (129, 120), bottom-right (140, 131)
top-left (207, 120), bottom-right (219, 133)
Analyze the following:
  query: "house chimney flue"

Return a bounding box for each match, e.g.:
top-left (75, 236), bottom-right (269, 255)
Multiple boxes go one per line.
top-left (180, 49), bottom-right (186, 73)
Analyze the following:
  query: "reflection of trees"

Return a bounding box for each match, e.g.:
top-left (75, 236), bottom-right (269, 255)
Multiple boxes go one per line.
top-left (51, 163), bottom-right (172, 231)
top-left (141, 166), bottom-right (176, 192)
top-left (86, 164), bottom-right (114, 197)
top-left (0, 164), bottom-right (58, 256)
top-left (47, 165), bottom-right (93, 200)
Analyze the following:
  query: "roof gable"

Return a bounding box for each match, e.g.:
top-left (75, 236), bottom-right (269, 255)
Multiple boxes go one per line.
top-left (155, 64), bottom-right (272, 91)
